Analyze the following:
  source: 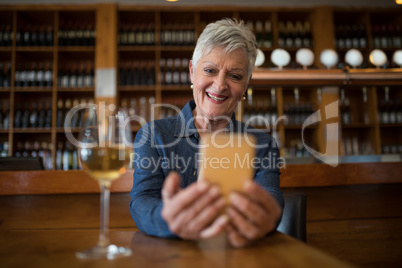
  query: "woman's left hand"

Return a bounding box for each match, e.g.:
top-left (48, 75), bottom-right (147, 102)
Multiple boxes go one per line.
top-left (225, 181), bottom-right (282, 248)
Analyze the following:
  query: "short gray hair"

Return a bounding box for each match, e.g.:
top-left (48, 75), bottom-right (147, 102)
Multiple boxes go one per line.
top-left (191, 18), bottom-right (257, 79)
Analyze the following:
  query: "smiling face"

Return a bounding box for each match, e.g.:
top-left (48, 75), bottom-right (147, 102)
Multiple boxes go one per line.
top-left (189, 47), bottom-right (250, 129)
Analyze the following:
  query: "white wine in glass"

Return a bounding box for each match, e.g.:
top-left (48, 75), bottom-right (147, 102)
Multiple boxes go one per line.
top-left (76, 105), bottom-right (132, 260)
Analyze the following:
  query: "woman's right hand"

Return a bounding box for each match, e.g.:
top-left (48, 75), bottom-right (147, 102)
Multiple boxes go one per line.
top-left (161, 171), bottom-right (229, 240)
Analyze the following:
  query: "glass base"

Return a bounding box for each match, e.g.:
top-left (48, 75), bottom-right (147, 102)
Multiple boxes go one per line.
top-left (76, 244), bottom-right (132, 260)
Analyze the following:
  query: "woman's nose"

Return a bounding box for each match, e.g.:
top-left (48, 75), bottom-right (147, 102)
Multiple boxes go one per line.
top-left (213, 72), bottom-right (228, 92)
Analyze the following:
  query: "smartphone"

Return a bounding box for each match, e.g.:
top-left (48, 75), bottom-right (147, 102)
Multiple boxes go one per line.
top-left (197, 132), bottom-right (256, 200)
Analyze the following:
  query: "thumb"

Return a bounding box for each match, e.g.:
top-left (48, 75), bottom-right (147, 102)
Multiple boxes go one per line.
top-left (162, 171), bottom-right (181, 201)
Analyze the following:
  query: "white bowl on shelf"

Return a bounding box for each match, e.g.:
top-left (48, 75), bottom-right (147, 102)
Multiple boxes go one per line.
top-left (270, 48), bottom-right (290, 69)
top-left (369, 49), bottom-right (387, 68)
top-left (392, 50), bottom-right (402, 68)
top-left (345, 49), bottom-right (363, 68)
top-left (320, 49), bottom-right (338, 69)
top-left (296, 48), bottom-right (314, 69)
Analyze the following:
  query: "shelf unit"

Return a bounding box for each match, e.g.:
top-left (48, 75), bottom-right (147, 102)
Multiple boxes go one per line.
top-left (0, 4), bottom-right (401, 169)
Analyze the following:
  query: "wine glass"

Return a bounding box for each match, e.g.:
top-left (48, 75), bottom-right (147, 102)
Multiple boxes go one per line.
top-left (76, 103), bottom-right (132, 260)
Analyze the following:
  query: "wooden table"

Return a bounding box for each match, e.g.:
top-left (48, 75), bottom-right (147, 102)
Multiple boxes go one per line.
top-left (0, 193), bottom-right (355, 268)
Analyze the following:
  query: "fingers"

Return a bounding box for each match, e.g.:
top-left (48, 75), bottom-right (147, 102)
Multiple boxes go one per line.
top-left (226, 224), bottom-right (249, 248)
top-left (243, 181), bottom-right (281, 219)
top-left (169, 186), bottom-right (225, 236)
top-left (199, 214), bottom-right (229, 239)
top-left (226, 206), bottom-right (261, 240)
top-left (161, 171), bottom-right (181, 200)
top-left (225, 181), bottom-right (283, 246)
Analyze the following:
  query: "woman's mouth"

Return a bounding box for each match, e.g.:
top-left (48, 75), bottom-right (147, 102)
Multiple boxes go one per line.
top-left (206, 92), bottom-right (228, 102)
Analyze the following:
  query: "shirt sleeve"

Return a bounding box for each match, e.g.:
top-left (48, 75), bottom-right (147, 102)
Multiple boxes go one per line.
top-left (129, 123), bottom-right (177, 238)
top-left (253, 133), bottom-right (285, 227)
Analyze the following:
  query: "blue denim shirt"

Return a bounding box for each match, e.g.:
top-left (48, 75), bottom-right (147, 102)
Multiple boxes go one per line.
top-left (129, 100), bottom-right (284, 238)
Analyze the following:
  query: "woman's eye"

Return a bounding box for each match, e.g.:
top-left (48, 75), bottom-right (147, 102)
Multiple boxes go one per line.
top-left (231, 74), bottom-right (242, 80)
top-left (204, 68), bottom-right (215, 74)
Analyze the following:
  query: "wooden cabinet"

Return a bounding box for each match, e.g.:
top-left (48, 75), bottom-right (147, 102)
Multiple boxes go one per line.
top-left (0, 4), bottom-right (401, 169)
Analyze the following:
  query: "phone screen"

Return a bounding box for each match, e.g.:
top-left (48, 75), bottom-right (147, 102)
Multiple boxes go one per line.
top-left (197, 132), bottom-right (256, 200)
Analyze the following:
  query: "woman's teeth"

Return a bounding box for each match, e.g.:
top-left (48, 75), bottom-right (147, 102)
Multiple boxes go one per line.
top-left (206, 92), bottom-right (228, 101)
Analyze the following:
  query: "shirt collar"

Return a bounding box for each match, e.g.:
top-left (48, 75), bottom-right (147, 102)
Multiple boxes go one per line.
top-left (174, 100), bottom-right (239, 138)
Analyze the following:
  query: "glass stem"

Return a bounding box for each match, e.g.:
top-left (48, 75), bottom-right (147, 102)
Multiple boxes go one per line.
top-left (98, 182), bottom-right (111, 247)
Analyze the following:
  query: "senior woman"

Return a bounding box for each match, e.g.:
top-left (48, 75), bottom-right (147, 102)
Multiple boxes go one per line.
top-left (129, 18), bottom-right (283, 247)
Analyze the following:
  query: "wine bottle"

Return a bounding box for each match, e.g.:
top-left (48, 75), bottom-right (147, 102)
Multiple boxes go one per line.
top-left (56, 99), bottom-right (64, 127)
top-left (36, 62), bottom-right (45, 87)
top-left (23, 25), bottom-right (31, 46)
top-left (39, 25), bottom-right (46, 46)
top-left (133, 61), bottom-right (140, 85)
top-left (135, 23), bottom-right (144, 46)
top-left (14, 102), bottom-right (22, 128)
top-left (396, 99), bottom-right (402, 123)
top-left (89, 23), bottom-right (95, 46)
top-left (2, 101), bottom-right (9, 129)
top-left (380, 24), bottom-right (388, 49)
top-left (294, 21), bottom-right (303, 48)
top-left (140, 61), bottom-right (147, 85)
top-left (278, 22), bottom-right (286, 48)
top-left (146, 23), bottom-right (155, 45)
top-left (16, 28), bottom-right (22, 47)
top-left (165, 58), bottom-right (173, 85)
top-left (148, 61), bottom-right (155, 85)
top-left (0, 24), bottom-right (5, 46)
top-left (77, 62), bottom-right (85, 87)
top-left (119, 23), bottom-right (127, 46)
top-left (21, 101), bottom-right (30, 128)
top-left (119, 62), bottom-right (125, 86)
top-left (56, 141), bottom-right (63, 170)
top-left (22, 63), bottom-right (29, 87)
top-left (159, 58), bottom-right (166, 85)
top-left (45, 99), bottom-right (52, 128)
top-left (37, 99), bottom-right (46, 128)
top-left (71, 99), bottom-right (80, 127)
top-left (372, 24), bottom-right (381, 48)
top-left (302, 21), bottom-right (312, 48)
top-left (172, 58), bottom-right (181, 85)
top-left (46, 25), bottom-right (53, 46)
top-left (0, 62), bottom-right (3, 87)
top-left (58, 22), bottom-right (65, 46)
top-left (61, 63), bottom-right (70, 87)
top-left (285, 21), bottom-right (294, 48)
top-left (352, 24), bottom-right (359, 48)
top-left (393, 25), bottom-right (402, 49)
top-left (31, 25), bottom-right (39, 46)
top-left (84, 62), bottom-right (94, 87)
top-left (358, 24), bottom-right (367, 48)
top-left (69, 63), bottom-right (78, 87)
top-left (65, 99), bottom-right (72, 126)
top-left (335, 25), bottom-right (344, 49)
top-left (261, 21), bottom-right (271, 48)
top-left (127, 24), bottom-right (135, 46)
top-left (0, 101), bottom-right (3, 128)
top-left (76, 21), bottom-right (83, 46)
top-left (180, 58), bottom-right (189, 85)
top-left (67, 20), bottom-right (75, 46)
top-left (45, 61), bottom-right (53, 87)
top-left (29, 101), bottom-right (38, 127)
top-left (28, 62), bottom-right (37, 87)
top-left (255, 21), bottom-right (263, 47)
top-left (84, 21), bottom-right (92, 46)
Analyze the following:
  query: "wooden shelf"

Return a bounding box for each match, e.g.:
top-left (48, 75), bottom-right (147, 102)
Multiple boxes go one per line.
top-left (119, 85), bottom-right (156, 91)
top-left (57, 47), bottom-right (95, 52)
top-left (57, 87), bottom-right (94, 92)
top-left (14, 87), bottom-right (53, 92)
top-left (13, 128), bottom-right (52, 133)
top-left (341, 123), bottom-right (376, 128)
top-left (15, 47), bottom-right (54, 52)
